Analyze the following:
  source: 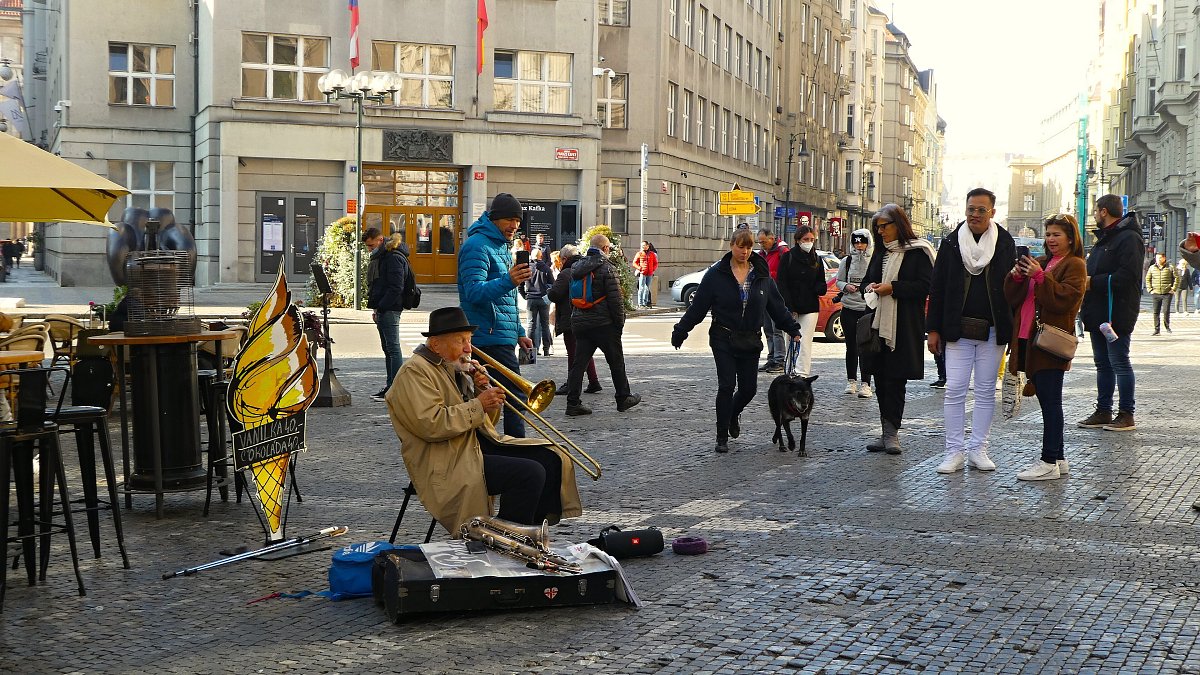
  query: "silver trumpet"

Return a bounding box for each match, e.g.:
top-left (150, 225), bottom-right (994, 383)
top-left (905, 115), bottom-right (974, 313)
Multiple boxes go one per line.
top-left (461, 516), bottom-right (583, 575)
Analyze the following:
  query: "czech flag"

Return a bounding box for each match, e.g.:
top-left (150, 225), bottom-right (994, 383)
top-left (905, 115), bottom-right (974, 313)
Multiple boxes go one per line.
top-left (477, 0), bottom-right (489, 74)
top-left (349, 0), bottom-right (360, 70)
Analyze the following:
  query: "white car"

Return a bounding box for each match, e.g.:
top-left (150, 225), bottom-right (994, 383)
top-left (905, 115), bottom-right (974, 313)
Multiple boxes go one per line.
top-left (670, 251), bottom-right (842, 307)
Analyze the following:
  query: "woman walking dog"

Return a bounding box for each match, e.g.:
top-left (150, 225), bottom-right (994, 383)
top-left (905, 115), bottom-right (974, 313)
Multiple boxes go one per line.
top-left (671, 229), bottom-right (802, 453)
top-left (1003, 214), bottom-right (1087, 481)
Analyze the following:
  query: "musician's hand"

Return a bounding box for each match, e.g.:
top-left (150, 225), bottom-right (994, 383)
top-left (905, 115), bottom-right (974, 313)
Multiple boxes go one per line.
top-left (469, 361), bottom-right (490, 389)
top-left (478, 386), bottom-right (505, 416)
top-left (509, 263), bottom-right (532, 286)
top-left (517, 336), bottom-right (533, 350)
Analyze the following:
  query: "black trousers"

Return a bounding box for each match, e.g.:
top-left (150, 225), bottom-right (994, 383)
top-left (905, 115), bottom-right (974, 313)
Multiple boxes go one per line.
top-left (711, 331), bottom-right (760, 441)
top-left (1151, 293), bottom-right (1172, 330)
top-left (874, 376), bottom-right (908, 429)
top-left (566, 324), bottom-right (631, 404)
top-left (480, 438), bottom-right (562, 526)
top-left (840, 307), bottom-right (872, 383)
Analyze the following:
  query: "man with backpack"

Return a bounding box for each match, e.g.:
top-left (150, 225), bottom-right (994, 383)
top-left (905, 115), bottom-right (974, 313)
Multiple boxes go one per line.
top-left (364, 227), bottom-right (414, 401)
top-left (559, 234), bottom-right (642, 416)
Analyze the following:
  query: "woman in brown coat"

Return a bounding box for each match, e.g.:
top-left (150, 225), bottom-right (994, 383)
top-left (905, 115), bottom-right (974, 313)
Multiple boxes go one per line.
top-left (1003, 214), bottom-right (1088, 481)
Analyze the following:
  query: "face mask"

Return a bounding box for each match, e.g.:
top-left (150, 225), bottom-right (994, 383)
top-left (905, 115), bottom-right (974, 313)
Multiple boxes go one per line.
top-left (799, 242), bottom-right (814, 253)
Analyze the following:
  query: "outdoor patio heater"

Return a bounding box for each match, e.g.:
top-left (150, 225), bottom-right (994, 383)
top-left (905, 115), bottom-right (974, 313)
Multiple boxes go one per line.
top-left (123, 219), bottom-right (200, 337)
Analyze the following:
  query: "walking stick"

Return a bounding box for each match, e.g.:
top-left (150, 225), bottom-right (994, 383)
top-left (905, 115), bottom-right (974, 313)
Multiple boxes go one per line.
top-left (162, 526), bottom-right (349, 580)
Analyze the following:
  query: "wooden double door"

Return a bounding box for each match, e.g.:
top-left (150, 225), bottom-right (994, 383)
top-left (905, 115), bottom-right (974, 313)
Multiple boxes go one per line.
top-left (362, 166), bottom-right (463, 284)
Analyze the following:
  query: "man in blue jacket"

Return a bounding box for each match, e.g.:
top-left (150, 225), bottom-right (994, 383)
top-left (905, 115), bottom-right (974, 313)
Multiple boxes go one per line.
top-left (458, 193), bottom-right (533, 437)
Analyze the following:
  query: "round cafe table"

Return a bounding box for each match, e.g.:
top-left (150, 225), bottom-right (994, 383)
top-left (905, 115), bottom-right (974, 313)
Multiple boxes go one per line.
top-left (90, 330), bottom-right (238, 518)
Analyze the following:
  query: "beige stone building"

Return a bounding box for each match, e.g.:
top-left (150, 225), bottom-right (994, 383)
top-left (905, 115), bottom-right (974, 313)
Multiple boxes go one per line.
top-left (1006, 157), bottom-right (1044, 237)
top-left (25, 0), bottom-right (601, 286)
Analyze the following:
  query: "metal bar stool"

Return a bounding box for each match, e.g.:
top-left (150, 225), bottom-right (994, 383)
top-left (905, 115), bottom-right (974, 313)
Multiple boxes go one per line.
top-left (0, 366), bottom-right (85, 610)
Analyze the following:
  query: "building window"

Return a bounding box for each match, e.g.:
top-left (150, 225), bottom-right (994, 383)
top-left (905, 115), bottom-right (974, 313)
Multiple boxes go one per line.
top-left (494, 50), bottom-right (572, 114)
top-left (845, 159), bottom-right (854, 192)
top-left (683, 0), bottom-right (694, 48)
top-left (669, 0), bottom-right (678, 38)
top-left (697, 6), bottom-right (707, 57)
top-left (754, 48), bottom-right (762, 90)
top-left (108, 43), bottom-right (175, 107)
top-left (760, 127), bottom-right (768, 169)
top-left (822, 28), bottom-right (830, 64)
top-left (721, 109), bottom-right (730, 154)
top-left (695, 96), bottom-right (705, 147)
top-left (241, 33), bottom-right (330, 100)
top-left (751, 123), bottom-right (760, 165)
top-left (709, 101), bottom-right (718, 151)
top-left (1023, 193), bottom-right (1035, 211)
top-left (1148, 77), bottom-right (1156, 113)
top-left (1023, 169), bottom-right (1035, 186)
top-left (669, 182), bottom-right (680, 235)
top-left (598, 0), bottom-right (630, 26)
top-left (681, 89), bottom-right (692, 142)
top-left (600, 179), bottom-right (627, 233)
top-left (724, 25), bottom-right (732, 71)
top-left (1177, 37), bottom-right (1186, 80)
top-left (731, 114), bottom-right (740, 159)
top-left (682, 185), bottom-right (694, 236)
top-left (800, 4), bottom-right (807, 42)
top-left (742, 118), bottom-right (750, 163)
top-left (597, 73), bottom-right (627, 128)
top-left (373, 42), bottom-right (453, 108)
top-left (710, 13), bottom-right (719, 60)
top-left (107, 161), bottom-right (174, 220)
top-left (667, 82), bottom-right (678, 136)
top-left (733, 34), bottom-right (742, 76)
top-left (813, 17), bottom-right (820, 55)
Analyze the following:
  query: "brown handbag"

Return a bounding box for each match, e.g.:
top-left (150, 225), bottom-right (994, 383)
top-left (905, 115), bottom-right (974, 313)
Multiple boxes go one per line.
top-left (1033, 322), bottom-right (1077, 360)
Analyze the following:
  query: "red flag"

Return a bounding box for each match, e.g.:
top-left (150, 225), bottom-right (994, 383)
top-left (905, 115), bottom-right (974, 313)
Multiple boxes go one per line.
top-left (476, 0), bottom-right (489, 74)
top-left (349, 0), bottom-right (360, 70)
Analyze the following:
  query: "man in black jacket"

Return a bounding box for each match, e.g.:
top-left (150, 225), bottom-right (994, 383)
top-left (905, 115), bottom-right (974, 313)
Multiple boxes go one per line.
top-left (926, 188), bottom-right (1017, 474)
top-left (364, 227), bottom-right (411, 402)
top-left (1077, 194), bottom-right (1144, 432)
top-left (560, 234), bottom-right (641, 416)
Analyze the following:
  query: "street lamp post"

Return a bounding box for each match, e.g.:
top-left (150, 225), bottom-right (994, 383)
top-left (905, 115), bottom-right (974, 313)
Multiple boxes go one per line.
top-left (319, 68), bottom-right (400, 310)
top-left (783, 132), bottom-right (809, 237)
top-left (860, 168), bottom-right (875, 229)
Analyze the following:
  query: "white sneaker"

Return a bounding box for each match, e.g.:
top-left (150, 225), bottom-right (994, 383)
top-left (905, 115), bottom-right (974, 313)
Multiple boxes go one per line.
top-left (1057, 459), bottom-right (1069, 476)
top-left (844, 380), bottom-right (858, 395)
top-left (1017, 461), bottom-right (1061, 481)
top-left (936, 453), bottom-right (965, 474)
top-left (858, 383), bottom-right (873, 398)
top-left (967, 449), bottom-right (997, 471)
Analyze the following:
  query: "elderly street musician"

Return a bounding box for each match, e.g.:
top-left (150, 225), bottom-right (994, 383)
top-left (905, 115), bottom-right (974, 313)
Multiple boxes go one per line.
top-left (387, 307), bottom-right (582, 536)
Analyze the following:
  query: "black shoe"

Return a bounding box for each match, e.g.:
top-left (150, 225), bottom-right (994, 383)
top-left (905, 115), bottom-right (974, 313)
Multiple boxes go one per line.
top-left (616, 393), bottom-right (642, 412)
top-left (729, 415), bottom-right (740, 439)
top-left (759, 363), bottom-right (772, 372)
top-left (715, 441), bottom-right (730, 453)
top-left (565, 403), bottom-right (592, 416)
top-left (1166, 327), bottom-right (1172, 333)
top-left (584, 383), bottom-right (603, 394)
top-left (371, 388), bottom-right (388, 402)
top-left (1152, 330), bottom-right (1160, 336)
top-left (930, 380), bottom-right (947, 389)
top-left (555, 384), bottom-right (569, 395)
top-left (764, 363), bottom-right (785, 373)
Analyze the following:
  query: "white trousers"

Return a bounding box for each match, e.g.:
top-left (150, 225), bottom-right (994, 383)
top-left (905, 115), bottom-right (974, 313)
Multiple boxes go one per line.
top-left (943, 329), bottom-right (1004, 456)
top-left (788, 312), bottom-right (819, 377)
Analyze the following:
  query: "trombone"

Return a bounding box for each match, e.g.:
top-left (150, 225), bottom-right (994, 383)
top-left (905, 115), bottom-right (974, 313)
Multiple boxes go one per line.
top-left (471, 348), bottom-right (602, 481)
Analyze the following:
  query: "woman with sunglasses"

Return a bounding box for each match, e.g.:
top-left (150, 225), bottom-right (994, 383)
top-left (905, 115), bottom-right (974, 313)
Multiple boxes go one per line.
top-left (861, 205), bottom-right (936, 454)
top-left (1003, 214), bottom-right (1087, 481)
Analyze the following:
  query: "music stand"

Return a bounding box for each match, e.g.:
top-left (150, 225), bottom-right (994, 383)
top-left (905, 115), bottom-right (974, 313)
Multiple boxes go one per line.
top-left (310, 263), bottom-right (351, 407)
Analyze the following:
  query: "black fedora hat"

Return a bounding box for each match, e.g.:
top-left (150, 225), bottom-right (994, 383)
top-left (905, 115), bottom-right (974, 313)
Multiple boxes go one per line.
top-left (421, 307), bottom-right (478, 337)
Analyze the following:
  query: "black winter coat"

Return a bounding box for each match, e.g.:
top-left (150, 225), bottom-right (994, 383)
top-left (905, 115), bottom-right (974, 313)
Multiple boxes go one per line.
top-left (566, 248), bottom-right (625, 332)
top-left (672, 252), bottom-right (800, 344)
top-left (862, 244), bottom-right (933, 381)
top-left (1080, 214), bottom-right (1145, 334)
top-left (776, 248), bottom-right (828, 314)
top-left (926, 223), bottom-right (1016, 345)
top-left (547, 255), bottom-right (580, 336)
top-left (366, 238), bottom-right (410, 312)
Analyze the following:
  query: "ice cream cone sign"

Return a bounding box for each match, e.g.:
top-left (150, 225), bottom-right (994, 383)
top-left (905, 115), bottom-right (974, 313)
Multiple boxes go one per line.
top-left (227, 266), bottom-right (319, 541)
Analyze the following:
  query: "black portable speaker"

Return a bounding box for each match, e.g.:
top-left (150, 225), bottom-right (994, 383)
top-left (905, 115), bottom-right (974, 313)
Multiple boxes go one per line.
top-left (588, 525), bottom-right (664, 559)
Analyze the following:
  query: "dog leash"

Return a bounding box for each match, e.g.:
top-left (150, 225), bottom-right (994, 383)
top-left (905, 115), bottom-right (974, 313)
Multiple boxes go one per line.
top-left (784, 338), bottom-right (799, 375)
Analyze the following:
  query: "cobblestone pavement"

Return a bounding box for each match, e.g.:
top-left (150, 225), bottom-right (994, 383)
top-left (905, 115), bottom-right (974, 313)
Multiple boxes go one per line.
top-left (2, 320), bottom-right (1199, 674)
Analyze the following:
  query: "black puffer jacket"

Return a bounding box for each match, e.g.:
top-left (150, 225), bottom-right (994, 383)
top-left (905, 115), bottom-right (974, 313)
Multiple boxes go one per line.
top-left (776, 248), bottom-right (829, 315)
top-left (672, 252), bottom-right (800, 343)
top-left (366, 235), bottom-right (410, 312)
top-left (1080, 214), bottom-right (1145, 334)
top-left (926, 222), bottom-right (1016, 345)
top-left (547, 255), bottom-right (581, 336)
top-left (566, 247), bottom-right (625, 332)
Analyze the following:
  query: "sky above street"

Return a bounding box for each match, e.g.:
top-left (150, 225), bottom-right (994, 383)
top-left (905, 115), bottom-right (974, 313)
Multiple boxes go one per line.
top-left (881, 0), bottom-right (1096, 157)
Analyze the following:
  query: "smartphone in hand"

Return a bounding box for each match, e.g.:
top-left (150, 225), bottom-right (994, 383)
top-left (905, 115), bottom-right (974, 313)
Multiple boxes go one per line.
top-left (1016, 245), bottom-right (1031, 260)
top-left (515, 249), bottom-right (530, 266)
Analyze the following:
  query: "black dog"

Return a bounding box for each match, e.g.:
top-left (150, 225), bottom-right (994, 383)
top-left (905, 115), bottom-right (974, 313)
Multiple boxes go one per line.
top-left (768, 374), bottom-right (817, 456)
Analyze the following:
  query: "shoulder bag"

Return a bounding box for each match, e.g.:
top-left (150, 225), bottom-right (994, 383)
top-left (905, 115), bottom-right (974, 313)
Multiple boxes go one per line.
top-left (856, 311), bottom-right (880, 353)
top-left (1032, 322), bottom-right (1077, 360)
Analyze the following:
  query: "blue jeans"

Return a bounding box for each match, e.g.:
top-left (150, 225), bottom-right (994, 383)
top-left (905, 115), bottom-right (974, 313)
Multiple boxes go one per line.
top-left (637, 273), bottom-right (653, 306)
top-left (375, 309), bottom-right (404, 388)
top-left (762, 313), bottom-right (785, 367)
top-left (1088, 329), bottom-right (1135, 414)
top-left (526, 297), bottom-right (552, 354)
top-left (1031, 368), bottom-right (1065, 463)
top-left (477, 343), bottom-right (526, 438)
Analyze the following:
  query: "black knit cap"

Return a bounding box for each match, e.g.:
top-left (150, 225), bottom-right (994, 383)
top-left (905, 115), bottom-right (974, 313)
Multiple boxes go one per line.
top-left (489, 193), bottom-right (523, 221)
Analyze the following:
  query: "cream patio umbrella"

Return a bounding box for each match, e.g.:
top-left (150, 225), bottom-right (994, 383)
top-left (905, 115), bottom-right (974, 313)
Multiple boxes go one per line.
top-left (0, 132), bottom-right (129, 226)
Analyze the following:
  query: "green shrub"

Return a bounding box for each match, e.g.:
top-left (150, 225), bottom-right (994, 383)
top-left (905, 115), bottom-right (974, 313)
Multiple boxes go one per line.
top-left (580, 225), bottom-right (636, 312)
top-left (309, 216), bottom-right (368, 308)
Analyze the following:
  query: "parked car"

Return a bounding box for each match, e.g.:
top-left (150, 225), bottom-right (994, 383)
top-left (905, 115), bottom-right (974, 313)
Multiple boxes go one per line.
top-left (669, 251), bottom-right (845, 341)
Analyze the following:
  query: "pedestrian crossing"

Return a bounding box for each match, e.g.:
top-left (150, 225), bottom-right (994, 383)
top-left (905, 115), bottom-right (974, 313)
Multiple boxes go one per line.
top-left (391, 324), bottom-right (678, 354)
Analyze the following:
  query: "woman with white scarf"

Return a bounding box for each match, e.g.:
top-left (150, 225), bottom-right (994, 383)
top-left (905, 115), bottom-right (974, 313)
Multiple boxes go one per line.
top-left (860, 204), bottom-right (936, 454)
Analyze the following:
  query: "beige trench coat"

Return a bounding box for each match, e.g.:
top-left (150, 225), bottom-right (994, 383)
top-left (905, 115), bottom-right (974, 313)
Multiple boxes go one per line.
top-left (386, 348), bottom-right (582, 537)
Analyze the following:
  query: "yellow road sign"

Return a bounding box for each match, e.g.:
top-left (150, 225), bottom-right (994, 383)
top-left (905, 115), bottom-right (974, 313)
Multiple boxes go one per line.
top-left (719, 190), bottom-right (755, 203)
top-left (718, 202), bottom-right (760, 216)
